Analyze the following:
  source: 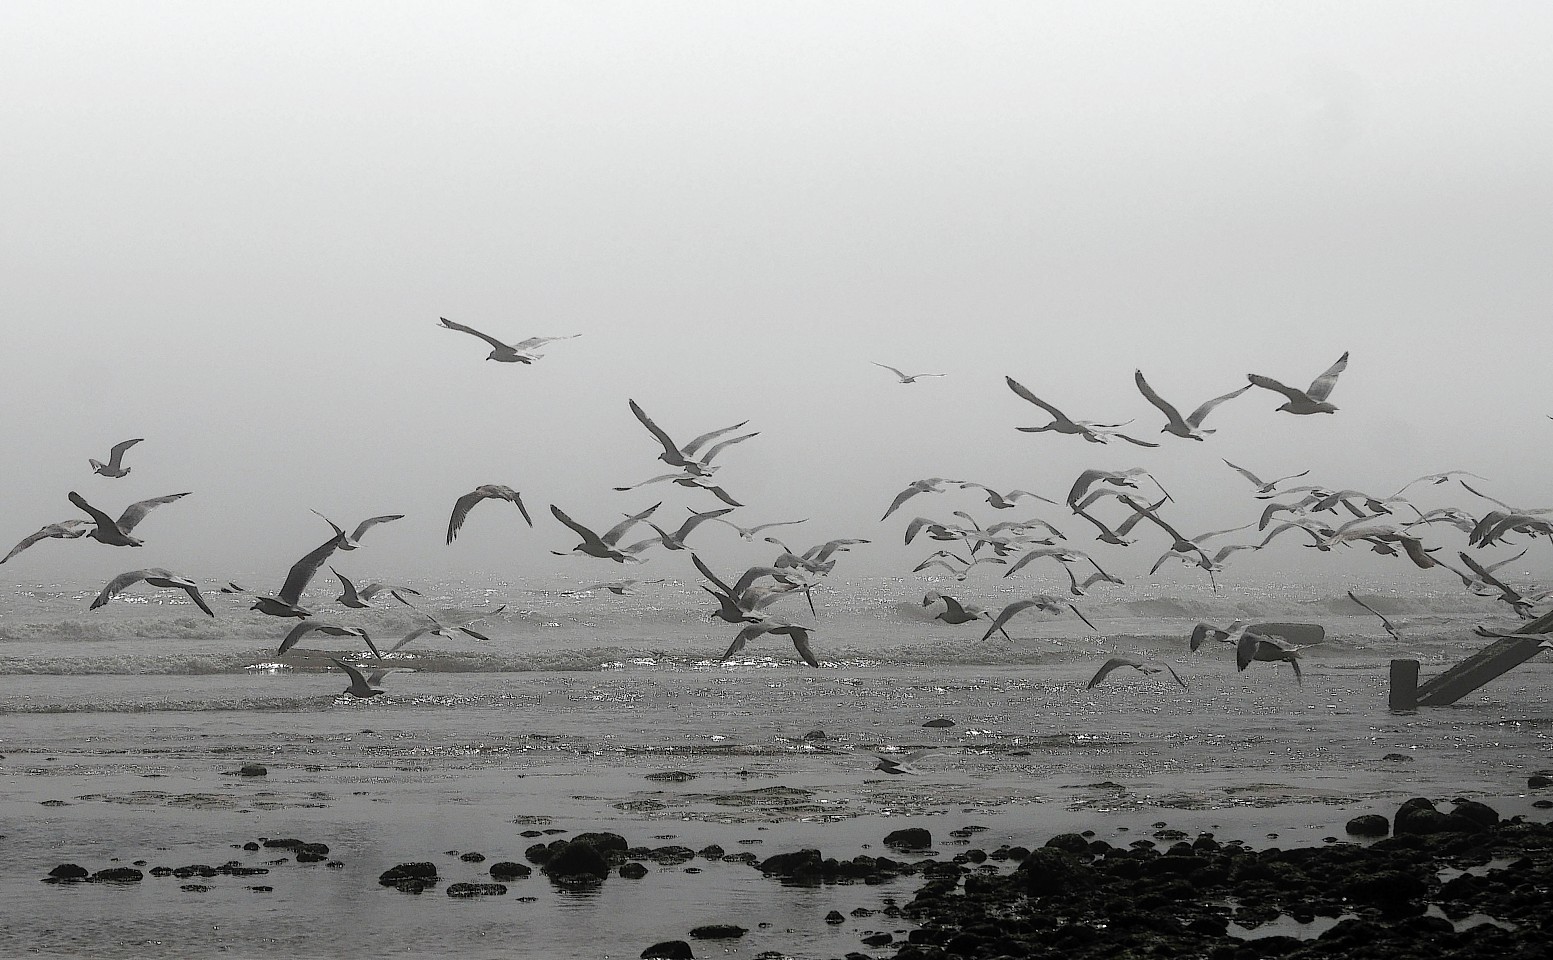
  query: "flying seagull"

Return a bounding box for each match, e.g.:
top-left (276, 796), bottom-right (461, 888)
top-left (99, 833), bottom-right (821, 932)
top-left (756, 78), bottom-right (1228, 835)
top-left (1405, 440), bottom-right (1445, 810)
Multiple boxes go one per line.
top-left (1086, 657), bottom-right (1187, 690)
top-left (1247, 351), bottom-right (1349, 415)
top-left (90, 568), bottom-right (215, 617)
top-left (250, 532), bottom-right (346, 618)
top-left (311, 510), bottom-right (404, 551)
top-left (627, 399), bottom-right (754, 476)
top-left (332, 658), bottom-right (386, 699)
top-left (1236, 631), bottom-right (1306, 683)
top-left (1133, 371), bottom-right (1252, 441)
top-left (1346, 591), bottom-right (1403, 642)
top-left (89, 438), bottom-right (144, 478)
top-left (721, 615), bottom-right (820, 668)
top-left (438, 317), bottom-right (578, 363)
top-left (980, 595), bottom-right (1098, 641)
top-left (711, 516), bottom-right (809, 541)
top-left (1222, 460), bottom-right (1311, 496)
top-left (278, 621), bottom-right (381, 658)
top-left (388, 592), bottom-right (506, 653)
top-left (872, 362), bottom-right (945, 384)
top-left (881, 478), bottom-right (959, 521)
top-left (1, 519), bottom-right (93, 564)
top-left (447, 485), bottom-right (533, 544)
top-left (67, 491), bottom-right (191, 548)
top-left (331, 568), bottom-right (420, 609)
top-left (550, 503), bottom-right (661, 563)
top-left (1005, 376), bottom-right (1159, 447)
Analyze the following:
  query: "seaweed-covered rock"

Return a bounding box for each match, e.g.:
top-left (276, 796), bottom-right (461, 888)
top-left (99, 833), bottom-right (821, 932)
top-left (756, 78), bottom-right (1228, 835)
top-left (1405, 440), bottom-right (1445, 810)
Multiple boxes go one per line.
top-left (489, 861), bottom-right (532, 881)
top-left (884, 828), bottom-right (932, 851)
top-left (640, 941), bottom-right (694, 959)
top-left (91, 867), bottom-right (143, 883)
top-left (378, 862), bottom-right (438, 893)
top-left (43, 864), bottom-right (89, 883)
top-left (541, 839), bottom-right (611, 883)
top-left (446, 882), bottom-right (506, 898)
top-left (1346, 814), bottom-right (1390, 837)
top-left (619, 862), bottom-right (649, 879)
top-left (689, 924), bottom-right (746, 940)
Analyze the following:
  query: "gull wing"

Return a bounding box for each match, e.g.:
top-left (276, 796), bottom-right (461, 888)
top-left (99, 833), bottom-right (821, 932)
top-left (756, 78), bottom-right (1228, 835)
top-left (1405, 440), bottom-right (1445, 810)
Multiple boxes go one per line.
top-left (550, 504), bottom-right (611, 552)
top-left (277, 534), bottom-right (344, 606)
top-left (1004, 376), bottom-right (1071, 422)
top-left (69, 491), bottom-right (124, 531)
top-left (669, 508), bottom-right (736, 542)
top-left (439, 317), bottom-right (512, 351)
top-left (696, 431), bottom-right (758, 465)
top-left (881, 484), bottom-right (930, 521)
top-left (1346, 590), bottom-right (1401, 641)
top-left (681, 420), bottom-right (751, 458)
top-left (90, 569), bottom-right (155, 609)
top-left (627, 399), bottom-right (687, 464)
top-left (690, 552), bottom-right (737, 597)
top-left (2, 520), bottom-right (92, 564)
top-left (785, 626), bottom-right (820, 668)
top-left (388, 625), bottom-right (434, 654)
top-left (1133, 370), bottom-right (1186, 431)
top-left (1305, 351), bottom-right (1349, 401)
top-left (1185, 382), bottom-right (1254, 427)
top-left (722, 622), bottom-right (765, 660)
top-left (873, 362), bottom-right (909, 380)
top-left (106, 437), bottom-right (144, 468)
top-left (349, 514), bottom-right (405, 542)
top-left (1246, 374), bottom-right (1310, 404)
top-left (115, 492), bottom-right (192, 534)
top-left (1087, 656), bottom-right (1140, 689)
top-left (1222, 459), bottom-right (1265, 488)
top-left (602, 502), bottom-right (662, 545)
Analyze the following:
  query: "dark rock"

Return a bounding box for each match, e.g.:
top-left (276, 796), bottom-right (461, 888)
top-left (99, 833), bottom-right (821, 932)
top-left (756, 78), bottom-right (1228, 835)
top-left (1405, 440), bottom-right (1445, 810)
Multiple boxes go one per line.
top-left (619, 862), bottom-right (648, 879)
top-left (180, 884), bottom-right (210, 893)
top-left (525, 842), bottom-right (554, 864)
top-left (645, 845), bottom-right (696, 866)
top-left (922, 718), bottom-right (955, 728)
top-left (172, 865), bottom-right (217, 879)
top-left (760, 849), bottom-right (823, 880)
top-left (861, 932), bottom-right (894, 946)
top-left (1530, 775), bottom-right (1552, 789)
top-left (689, 924), bottom-right (747, 940)
top-left (46, 864), bottom-right (89, 882)
top-left (446, 882), bottom-right (506, 898)
top-left (149, 866), bottom-right (173, 877)
top-left (242, 841), bottom-right (260, 851)
top-left (1346, 814), bottom-right (1390, 837)
top-left (489, 861), bottom-right (532, 881)
top-left (236, 764), bottom-right (267, 777)
top-left (645, 771), bottom-right (696, 782)
top-left (1450, 799), bottom-right (1500, 828)
top-left (802, 729), bottom-right (826, 741)
top-left (640, 940), bottom-right (694, 959)
top-left (378, 862), bottom-right (438, 887)
top-left (541, 839), bottom-right (611, 882)
top-left (884, 828), bottom-right (932, 851)
top-left (91, 867), bottom-right (143, 883)
top-left (697, 844), bottom-right (724, 860)
top-left (1045, 833), bottom-right (1091, 854)
top-left (459, 852), bottom-right (486, 863)
top-left (825, 910), bottom-right (845, 924)
top-left (520, 829), bottom-right (545, 838)
top-left (571, 832), bottom-right (630, 860)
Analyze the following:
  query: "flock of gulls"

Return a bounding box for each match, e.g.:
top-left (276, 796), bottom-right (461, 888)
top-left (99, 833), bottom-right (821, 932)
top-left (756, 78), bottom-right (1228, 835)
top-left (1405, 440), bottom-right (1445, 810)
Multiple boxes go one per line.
top-left (5, 323), bottom-right (1549, 699)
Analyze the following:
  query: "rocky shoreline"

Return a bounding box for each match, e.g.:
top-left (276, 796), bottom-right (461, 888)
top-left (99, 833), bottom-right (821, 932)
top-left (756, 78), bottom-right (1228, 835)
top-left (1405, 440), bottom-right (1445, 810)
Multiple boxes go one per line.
top-left (36, 796), bottom-right (1553, 959)
top-left (884, 796), bottom-right (1553, 960)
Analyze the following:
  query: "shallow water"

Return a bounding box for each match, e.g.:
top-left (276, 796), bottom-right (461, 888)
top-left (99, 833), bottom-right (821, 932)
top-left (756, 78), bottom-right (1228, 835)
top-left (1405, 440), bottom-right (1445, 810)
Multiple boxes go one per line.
top-left (4, 578), bottom-right (1551, 958)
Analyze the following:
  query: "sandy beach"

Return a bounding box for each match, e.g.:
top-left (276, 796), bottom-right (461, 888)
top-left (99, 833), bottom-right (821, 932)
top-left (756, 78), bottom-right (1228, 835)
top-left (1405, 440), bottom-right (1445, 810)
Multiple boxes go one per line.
top-left (6, 583), bottom-right (1552, 959)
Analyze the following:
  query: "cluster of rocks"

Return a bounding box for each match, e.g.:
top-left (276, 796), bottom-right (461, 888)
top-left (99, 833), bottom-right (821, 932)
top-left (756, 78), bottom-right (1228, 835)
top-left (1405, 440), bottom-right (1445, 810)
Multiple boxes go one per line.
top-left (41, 835), bottom-right (339, 891)
top-left (882, 798), bottom-right (1553, 959)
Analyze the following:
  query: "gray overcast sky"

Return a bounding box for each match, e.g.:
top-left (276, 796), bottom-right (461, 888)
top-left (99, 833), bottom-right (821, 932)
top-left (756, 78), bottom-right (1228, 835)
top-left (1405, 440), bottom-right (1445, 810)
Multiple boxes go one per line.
top-left (2, 2), bottom-right (1550, 590)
